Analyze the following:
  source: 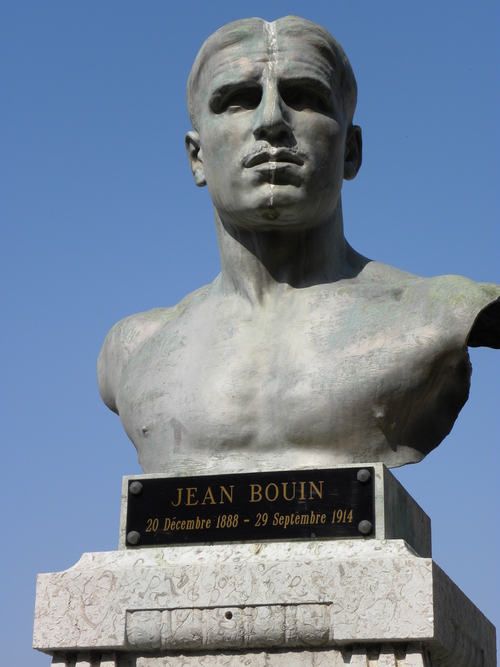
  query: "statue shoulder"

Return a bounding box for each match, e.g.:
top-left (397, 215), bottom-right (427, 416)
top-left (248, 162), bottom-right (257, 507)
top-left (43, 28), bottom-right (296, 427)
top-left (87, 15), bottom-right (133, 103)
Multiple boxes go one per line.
top-left (358, 263), bottom-right (500, 348)
top-left (97, 287), bottom-right (208, 413)
top-left (410, 274), bottom-right (500, 349)
top-left (97, 307), bottom-right (172, 413)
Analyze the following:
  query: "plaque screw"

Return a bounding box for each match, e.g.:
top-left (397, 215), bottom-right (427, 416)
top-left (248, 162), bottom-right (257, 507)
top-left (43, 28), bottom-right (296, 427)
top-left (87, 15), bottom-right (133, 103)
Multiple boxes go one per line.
top-left (127, 531), bottom-right (141, 545)
top-left (357, 469), bottom-right (371, 484)
top-left (225, 611), bottom-right (233, 620)
top-left (358, 520), bottom-right (373, 535)
top-left (129, 481), bottom-right (143, 496)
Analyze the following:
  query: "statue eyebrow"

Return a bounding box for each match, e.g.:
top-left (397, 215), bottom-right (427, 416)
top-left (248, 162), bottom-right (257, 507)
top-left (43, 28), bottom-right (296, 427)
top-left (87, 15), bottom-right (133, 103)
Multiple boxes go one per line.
top-left (278, 76), bottom-right (333, 99)
top-left (210, 79), bottom-right (261, 101)
top-left (209, 74), bottom-right (331, 98)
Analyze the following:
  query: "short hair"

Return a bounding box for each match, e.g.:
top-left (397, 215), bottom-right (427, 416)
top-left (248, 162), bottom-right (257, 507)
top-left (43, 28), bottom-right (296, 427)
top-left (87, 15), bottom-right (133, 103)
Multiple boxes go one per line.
top-left (186, 16), bottom-right (358, 131)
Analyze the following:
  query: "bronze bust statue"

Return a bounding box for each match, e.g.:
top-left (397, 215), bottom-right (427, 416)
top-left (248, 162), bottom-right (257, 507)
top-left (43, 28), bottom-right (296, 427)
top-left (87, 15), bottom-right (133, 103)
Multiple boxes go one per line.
top-left (98, 17), bottom-right (499, 475)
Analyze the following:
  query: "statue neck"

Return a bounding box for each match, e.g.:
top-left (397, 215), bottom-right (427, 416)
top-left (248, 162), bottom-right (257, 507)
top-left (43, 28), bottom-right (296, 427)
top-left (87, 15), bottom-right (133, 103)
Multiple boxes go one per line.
top-left (214, 200), bottom-right (361, 305)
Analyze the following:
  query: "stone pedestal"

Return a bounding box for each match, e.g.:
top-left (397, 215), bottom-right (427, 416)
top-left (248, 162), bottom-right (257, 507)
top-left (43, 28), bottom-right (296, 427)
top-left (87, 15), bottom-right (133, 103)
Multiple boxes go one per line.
top-left (34, 467), bottom-right (496, 666)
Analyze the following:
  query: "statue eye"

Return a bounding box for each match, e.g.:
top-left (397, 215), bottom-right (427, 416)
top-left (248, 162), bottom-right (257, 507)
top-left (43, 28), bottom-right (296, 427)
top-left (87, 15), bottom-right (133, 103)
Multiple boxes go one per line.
top-left (280, 83), bottom-right (332, 114)
top-left (225, 88), bottom-right (262, 111)
top-left (213, 87), bottom-right (262, 113)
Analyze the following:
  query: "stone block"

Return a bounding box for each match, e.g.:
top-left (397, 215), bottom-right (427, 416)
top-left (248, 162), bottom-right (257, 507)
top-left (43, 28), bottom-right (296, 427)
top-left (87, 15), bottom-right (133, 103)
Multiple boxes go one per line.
top-left (35, 538), bottom-right (495, 666)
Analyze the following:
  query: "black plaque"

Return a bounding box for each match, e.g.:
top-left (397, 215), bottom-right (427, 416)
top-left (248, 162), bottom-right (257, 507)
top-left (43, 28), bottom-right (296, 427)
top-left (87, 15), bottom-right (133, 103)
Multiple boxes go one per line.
top-left (125, 467), bottom-right (375, 547)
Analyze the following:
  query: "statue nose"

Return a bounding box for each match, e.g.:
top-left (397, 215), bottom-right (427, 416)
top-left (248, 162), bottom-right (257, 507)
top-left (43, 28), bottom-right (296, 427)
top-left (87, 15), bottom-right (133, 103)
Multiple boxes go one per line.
top-left (252, 86), bottom-right (293, 143)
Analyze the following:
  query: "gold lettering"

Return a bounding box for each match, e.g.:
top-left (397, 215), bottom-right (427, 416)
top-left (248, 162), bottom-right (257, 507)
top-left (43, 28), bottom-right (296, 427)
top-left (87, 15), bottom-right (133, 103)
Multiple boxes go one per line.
top-left (282, 482), bottom-right (296, 501)
top-left (186, 487), bottom-right (198, 506)
top-left (300, 514), bottom-right (309, 525)
top-left (265, 483), bottom-right (279, 502)
top-left (201, 486), bottom-right (216, 505)
top-left (309, 481), bottom-right (324, 499)
top-left (299, 481), bottom-right (306, 500)
top-left (220, 485), bottom-right (234, 504)
top-left (250, 484), bottom-right (263, 502)
top-left (171, 488), bottom-right (183, 507)
top-left (186, 520), bottom-right (194, 529)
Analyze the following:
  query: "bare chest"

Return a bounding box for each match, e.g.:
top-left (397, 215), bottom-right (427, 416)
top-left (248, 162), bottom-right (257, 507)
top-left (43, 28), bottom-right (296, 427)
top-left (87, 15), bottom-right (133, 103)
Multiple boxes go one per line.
top-left (116, 297), bottom-right (468, 472)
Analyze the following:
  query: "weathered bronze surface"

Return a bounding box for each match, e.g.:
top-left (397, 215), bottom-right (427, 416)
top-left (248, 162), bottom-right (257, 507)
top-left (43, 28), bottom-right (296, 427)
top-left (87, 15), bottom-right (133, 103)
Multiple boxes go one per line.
top-left (98, 17), bottom-right (500, 475)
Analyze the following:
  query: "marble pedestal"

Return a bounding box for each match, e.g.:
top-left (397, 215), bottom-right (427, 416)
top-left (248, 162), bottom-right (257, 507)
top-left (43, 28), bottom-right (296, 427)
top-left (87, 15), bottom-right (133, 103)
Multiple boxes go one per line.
top-left (34, 467), bottom-right (496, 666)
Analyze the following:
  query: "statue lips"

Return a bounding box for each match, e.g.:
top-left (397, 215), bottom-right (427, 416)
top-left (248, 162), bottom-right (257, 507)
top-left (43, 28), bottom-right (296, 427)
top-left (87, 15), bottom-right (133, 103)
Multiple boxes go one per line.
top-left (242, 149), bottom-right (305, 169)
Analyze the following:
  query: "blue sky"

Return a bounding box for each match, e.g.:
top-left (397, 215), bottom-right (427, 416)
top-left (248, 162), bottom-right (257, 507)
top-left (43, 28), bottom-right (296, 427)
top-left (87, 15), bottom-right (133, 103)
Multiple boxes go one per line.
top-left (1, 2), bottom-right (499, 663)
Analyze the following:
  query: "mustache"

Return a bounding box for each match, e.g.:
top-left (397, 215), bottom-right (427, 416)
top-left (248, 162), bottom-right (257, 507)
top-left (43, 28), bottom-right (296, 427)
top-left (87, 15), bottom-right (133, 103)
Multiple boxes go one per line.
top-left (242, 145), bottom-right (306, 168)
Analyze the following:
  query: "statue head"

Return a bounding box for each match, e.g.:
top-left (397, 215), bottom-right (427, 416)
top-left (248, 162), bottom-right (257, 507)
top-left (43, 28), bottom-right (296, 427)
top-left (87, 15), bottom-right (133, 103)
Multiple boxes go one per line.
top-left (187, 17), bottom-right (358, 131)
top-left (185, 16), bottom-right (362, 231)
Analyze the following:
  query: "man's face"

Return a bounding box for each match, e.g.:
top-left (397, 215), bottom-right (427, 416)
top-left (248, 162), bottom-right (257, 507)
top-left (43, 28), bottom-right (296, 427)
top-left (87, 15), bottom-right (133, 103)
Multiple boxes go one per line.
top-left (187, 24), bottom-right (360, 231)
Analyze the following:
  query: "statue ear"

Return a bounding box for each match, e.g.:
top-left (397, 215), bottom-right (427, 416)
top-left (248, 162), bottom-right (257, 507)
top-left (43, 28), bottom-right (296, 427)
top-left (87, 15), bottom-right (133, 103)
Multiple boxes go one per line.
top-left (344, 125), bottom-right (362, 181)
top-left (185, 131), bottom-right (206, 187)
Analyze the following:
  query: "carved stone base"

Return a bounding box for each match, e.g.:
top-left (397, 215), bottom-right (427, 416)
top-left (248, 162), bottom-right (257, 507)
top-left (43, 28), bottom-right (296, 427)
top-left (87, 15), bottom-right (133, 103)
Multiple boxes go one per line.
top-left (50, 645), bottom-right (432, 666)
top-left (34, 539), bottom-right (496, 666)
